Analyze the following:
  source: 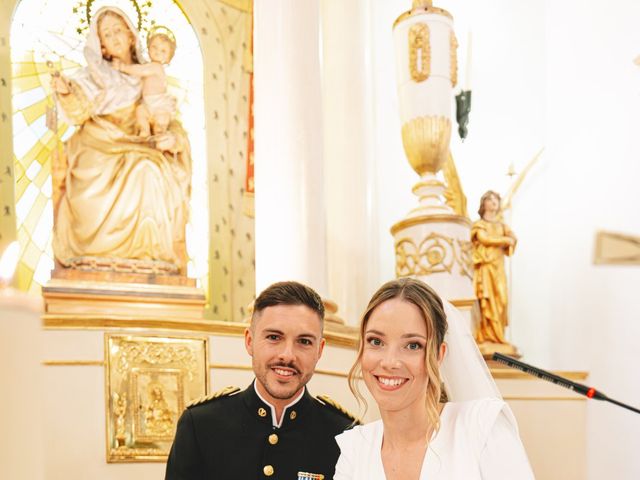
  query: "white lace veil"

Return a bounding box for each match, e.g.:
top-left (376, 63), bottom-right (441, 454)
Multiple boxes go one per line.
top-left (440, 300), bottom-right (501, 401)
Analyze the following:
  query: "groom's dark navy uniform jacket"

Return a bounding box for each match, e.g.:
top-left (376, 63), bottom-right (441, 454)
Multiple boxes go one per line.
top-left (165, 383), bottom-right (356, 479)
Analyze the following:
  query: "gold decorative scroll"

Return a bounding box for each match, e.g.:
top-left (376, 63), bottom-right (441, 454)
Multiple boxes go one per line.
top-left (401, 116), bottom-right (452, 176)
top-left (442, 151), bottom-right (468, 217)
top-left (64, 256), bottom-right (179, 274)
top-left (449, 31), bottom-right (458, 87)
top-left (105, 334), bottom-right (208, 462)
top-left (594, 231), bottom-right (640, 265)
top-left (409, 23), bottom-right (430, 82)
top-left (395, 233), bottom-right (472, 279)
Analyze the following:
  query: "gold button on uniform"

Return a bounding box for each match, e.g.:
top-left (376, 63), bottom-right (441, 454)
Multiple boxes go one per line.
top-left (263, 465), bottom-right (274, 476)
top-left (289, 410), bottom-right (297, 420)
top-left (268, 433), bottom-right (278, 445)
top-left (258, 407), bottom-right (267, 417)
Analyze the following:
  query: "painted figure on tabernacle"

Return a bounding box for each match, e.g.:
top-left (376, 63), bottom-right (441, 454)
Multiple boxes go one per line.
top-left (145, 382), bottom-right (175, 437)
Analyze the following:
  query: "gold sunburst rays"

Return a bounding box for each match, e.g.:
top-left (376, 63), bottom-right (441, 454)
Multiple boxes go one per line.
top-left (10, 50), bottom-right (74, 293)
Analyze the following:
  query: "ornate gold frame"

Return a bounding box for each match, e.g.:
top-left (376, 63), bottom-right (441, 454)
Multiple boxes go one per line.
top-left (104, 333), bottom-right (208, 462)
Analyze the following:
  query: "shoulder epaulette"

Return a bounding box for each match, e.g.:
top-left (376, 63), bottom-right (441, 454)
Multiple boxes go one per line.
top-left (187, 385), bottom-right (240, 408)
top-left (316, 394), bottom-right (360, 424)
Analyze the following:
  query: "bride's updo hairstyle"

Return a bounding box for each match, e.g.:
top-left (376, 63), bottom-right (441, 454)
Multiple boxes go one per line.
top-left (348, 278), bottom-right (448, 429)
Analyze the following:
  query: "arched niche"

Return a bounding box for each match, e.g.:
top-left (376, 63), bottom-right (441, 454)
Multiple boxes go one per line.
top-left (0, 0), bottom-right (254, 321)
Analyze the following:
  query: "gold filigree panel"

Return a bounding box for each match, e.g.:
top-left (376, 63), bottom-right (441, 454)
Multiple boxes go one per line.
top-left (395, 232), bottom-right (472, 279)
top-left (408, 22), bottom-right (430, 82)
top-left (449, 31), bottom-right (458, 87)
top-left (457, 238), bottom-right (473, 278)
top-left (105, 334), bottom-right (208, 462)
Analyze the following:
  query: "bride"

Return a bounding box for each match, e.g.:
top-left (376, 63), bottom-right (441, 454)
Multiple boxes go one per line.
top-left (334, 278), bottom-right (535, 479)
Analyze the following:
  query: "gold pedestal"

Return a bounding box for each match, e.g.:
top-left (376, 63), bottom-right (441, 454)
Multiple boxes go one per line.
top-left (43, 270), bottom-right (205, 322)
top-left (41, 269), bottom-right (208, 462)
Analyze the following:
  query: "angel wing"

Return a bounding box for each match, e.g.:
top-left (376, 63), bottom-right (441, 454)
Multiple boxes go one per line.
top-left (500, 147), bottom-right (544, 216)
top-left (443, 150), bottom-right (469, 218)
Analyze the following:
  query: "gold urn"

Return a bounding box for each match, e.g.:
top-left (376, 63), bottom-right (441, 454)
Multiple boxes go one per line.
top-left (393, 0), bottom-right (457, 216)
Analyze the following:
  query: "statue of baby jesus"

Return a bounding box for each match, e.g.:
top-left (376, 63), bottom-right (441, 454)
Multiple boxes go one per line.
top-left (114, 26), bottom-right (177, 137)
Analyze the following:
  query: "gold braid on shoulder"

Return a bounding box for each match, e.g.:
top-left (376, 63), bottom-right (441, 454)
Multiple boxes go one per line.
top-left (187, 385), bottom-right (240, 408)
top-left (316, 394), bottom-right (360, 424)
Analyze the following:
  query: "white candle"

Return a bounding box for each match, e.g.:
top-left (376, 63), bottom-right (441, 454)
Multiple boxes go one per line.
top-left (464, 30), bottom-right (473, 91)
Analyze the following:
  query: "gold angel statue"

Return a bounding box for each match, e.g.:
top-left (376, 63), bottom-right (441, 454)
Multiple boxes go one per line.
top-left (471, 190), bottom-right (517, 351)
top-left (49, 6), bottom-right (191, 275)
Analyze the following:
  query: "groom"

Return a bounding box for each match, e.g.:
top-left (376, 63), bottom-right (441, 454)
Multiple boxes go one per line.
top-left (165, 281), bottom-right (356, 479)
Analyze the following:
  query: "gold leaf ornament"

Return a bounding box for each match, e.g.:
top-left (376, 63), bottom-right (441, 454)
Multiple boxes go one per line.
top-left (408, 23), bottom-right (430, 82)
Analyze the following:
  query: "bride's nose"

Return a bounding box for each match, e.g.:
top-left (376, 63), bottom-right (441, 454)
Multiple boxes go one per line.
top-left (380, 347), bottom-right (401, 370)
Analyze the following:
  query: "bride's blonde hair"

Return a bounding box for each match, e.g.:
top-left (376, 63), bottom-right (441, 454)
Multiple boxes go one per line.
top-left (348, 278), bottom-right (448, 430)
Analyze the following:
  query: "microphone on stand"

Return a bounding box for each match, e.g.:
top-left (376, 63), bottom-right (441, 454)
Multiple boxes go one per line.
top-left (492, 353), bottom-right (640, 415)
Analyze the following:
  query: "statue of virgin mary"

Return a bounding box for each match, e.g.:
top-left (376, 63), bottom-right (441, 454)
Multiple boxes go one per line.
top-left (51, 6), bottom-right (191, 275)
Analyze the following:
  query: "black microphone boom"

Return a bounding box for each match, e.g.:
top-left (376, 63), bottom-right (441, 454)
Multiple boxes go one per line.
top-left (492, 353), bottom-right (640, 415)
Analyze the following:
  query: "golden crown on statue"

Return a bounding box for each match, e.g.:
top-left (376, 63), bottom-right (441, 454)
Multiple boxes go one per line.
top-left (72, 0), bottom-right (152, 35)
top-left (146, 25), bottom-right (176, 47)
